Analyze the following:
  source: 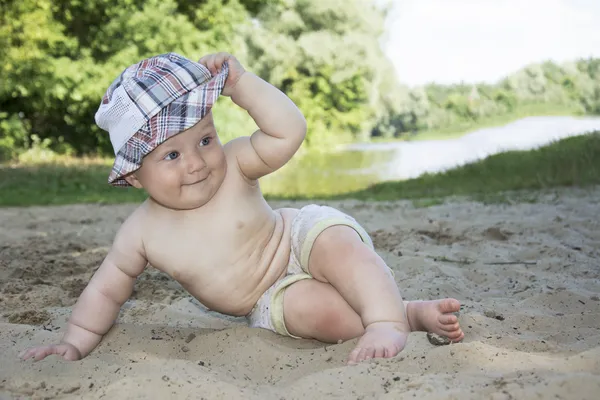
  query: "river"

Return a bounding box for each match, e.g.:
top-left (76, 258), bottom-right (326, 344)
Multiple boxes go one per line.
top-left (259, 116), bottom-right (600, 197)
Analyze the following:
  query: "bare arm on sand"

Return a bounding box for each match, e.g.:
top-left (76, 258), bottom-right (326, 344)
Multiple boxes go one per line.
top-left (199, 52), bottom-right (307, 181)
top-left (20, 213), bottom-right (147, 361)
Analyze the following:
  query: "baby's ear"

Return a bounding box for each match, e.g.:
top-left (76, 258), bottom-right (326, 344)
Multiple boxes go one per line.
top-left (124, 173), bottom-right (143, 189)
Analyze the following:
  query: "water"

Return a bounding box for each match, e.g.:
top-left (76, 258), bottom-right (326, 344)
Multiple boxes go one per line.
top-left (259, 116), bottom-right (600, 197)
top-left (259, 147), bottom-right (397, 197)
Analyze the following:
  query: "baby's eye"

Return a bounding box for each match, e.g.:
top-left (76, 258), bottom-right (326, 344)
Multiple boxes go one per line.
top-left (164, 151), bottom-right (179, 160)
top-left (200, 137), bottom-right (211, 146)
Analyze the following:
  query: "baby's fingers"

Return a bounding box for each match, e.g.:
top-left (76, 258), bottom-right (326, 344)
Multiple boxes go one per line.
top-left (20, 346), bottom-right (52, 361)
top-left (214, 52), bottom-right (231, 69)
top-left (198, 55), bottom-right (218, 76)
top-left (19, 347), bottom-right (38, 360)
top-left (18, 348), bottom-right (32, 359)
top-left (20, 344), bottom-right (75, 361)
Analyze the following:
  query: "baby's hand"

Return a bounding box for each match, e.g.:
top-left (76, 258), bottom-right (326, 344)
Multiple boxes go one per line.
top-left (20, 342), bottom-right (82, 362)
top-left (198, 52), bottom-right (246, 96)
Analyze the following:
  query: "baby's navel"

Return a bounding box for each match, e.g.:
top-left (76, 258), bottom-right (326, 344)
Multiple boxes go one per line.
top-left (236, 221), bottom-right (244, 229)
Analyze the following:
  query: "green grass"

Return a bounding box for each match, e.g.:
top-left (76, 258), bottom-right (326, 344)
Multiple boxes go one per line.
top-left (0, 161), bottom-right (148, 206)
top-left (342, 132), bottom-right (600, 202)
top-left (1, 132), bottom-right (599, 207)
top-left (371, 102), bottom-right (585, 143)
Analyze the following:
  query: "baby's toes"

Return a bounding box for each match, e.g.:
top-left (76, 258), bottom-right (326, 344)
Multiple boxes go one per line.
top-left (347, 347), bottom-right (361, 364)
top-left (361, 346), bottom-right (377, 361)
top-left (447, 330), bottom-right (464, 341)
top-left (348, 346), bottom-right (372, 364)
top-left (439, 314), bottom-right (458, 325)
top-left (439, 298), bottom-right (461, 314)
top-left (440, 322), bottom-right (460, 333)
top-left (372, 345), bottom-right (386, 359)
top-left (384, 344), bottom-right (401, 359)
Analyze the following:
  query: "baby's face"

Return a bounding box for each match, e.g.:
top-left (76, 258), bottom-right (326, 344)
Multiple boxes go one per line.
top-left (126, 112), bottom-right (227, 210)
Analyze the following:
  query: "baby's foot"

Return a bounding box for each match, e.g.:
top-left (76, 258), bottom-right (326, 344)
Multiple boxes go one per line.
top-left (405, 298), bottom-right (464, 342)
top-left (347, 321), bottom-right (410, 365)
top-left (346, 299), bottom-right (464, 365)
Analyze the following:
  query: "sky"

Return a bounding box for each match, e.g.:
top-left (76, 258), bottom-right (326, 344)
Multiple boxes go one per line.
top-left (382, 0), bottom-right (600, 86)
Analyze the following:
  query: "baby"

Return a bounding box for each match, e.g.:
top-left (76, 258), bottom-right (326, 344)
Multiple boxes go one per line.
top-left (20, 52), bottom-right (463, 365)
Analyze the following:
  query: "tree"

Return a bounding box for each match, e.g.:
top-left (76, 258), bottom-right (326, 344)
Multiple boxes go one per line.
top-left (245, 0), bottom-right (393, 145)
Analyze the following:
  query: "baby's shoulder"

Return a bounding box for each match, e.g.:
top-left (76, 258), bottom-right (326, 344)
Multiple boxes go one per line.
top-left (222, 137), bottom-right (260, 185)
top-left (112, 202), bottom-right (150, 249)
top-left (223, 136), bottom-right (247, 165)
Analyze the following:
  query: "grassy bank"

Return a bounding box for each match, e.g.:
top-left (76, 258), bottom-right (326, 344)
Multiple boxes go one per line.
top-left (343, 131), bottom-right (600, 204)
top-left (0, 132), bottom-right (598, 207)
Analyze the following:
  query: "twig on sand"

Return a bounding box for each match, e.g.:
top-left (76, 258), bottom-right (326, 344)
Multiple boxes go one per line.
top-left (430, 256), bottom-right (537, 266)
top-left (484, 261), bottom-right (538, 266)
top-left (430, 256), bottom-right (474, 265)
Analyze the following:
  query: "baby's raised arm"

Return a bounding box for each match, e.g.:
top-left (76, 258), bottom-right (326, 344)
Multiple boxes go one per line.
top-left (199, 52), bottom-right (307, 181)
top-left (229, 70), bottom-right (307, 180)
top-left (20, 213), bottom-right (147, 361)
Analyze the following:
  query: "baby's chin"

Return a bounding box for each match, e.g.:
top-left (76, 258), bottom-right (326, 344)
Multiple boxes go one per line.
top-left (147, 191), bottom-right (206, 211)
top-left (177, 186), bottom-right (220, 209)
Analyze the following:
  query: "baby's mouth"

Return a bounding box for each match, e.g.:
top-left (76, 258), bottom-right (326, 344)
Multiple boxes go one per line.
top-left (184, 175), bottom-right (208, 186)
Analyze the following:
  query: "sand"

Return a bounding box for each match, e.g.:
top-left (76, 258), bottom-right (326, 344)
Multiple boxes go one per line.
top-left (1, 188), bottom-right (599, 399)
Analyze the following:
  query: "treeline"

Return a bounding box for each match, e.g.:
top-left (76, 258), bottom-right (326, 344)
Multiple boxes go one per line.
top-left (373, 58), bottom-right (600, 139)
top-left (1, 0), bottom-right (599, 161)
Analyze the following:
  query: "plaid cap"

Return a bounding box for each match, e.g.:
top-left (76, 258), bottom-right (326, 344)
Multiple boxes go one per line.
top-left (95, 52), bottom-right (228, 186)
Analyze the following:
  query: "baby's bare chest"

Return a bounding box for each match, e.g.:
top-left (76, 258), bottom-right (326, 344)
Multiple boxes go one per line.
top-left (142, 206), bottom-right (277, 279)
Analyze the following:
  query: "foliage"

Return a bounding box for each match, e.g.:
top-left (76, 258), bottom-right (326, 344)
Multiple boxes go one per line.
top-left (0, 0), bottom-right (599, 161)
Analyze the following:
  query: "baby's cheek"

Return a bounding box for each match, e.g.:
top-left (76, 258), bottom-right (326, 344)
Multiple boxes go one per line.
top-left (162, 169), bottom-right (182, 185)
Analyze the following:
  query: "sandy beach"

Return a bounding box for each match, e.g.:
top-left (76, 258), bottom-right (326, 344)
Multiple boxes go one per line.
top-left (1, 187), bottom-right (599, 399)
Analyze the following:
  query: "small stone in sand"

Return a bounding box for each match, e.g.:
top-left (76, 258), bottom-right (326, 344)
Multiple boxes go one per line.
top-left (484, 310), bottom-right (505, 321)
top-left (185, 333), bottom-right (196, 343)
top-left (426, 332), bottom-right (452, 346)
top-left (181, 346), bottom-right (190, 352)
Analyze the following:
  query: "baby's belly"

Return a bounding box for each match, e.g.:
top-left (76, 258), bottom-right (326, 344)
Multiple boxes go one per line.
top-left (170, 208), bottom-right (298, 316)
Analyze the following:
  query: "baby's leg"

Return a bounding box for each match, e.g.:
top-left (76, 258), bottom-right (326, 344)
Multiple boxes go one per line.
top-left (283, 279), bottom-right (464, 360)
top-left (301, 225), bottom-right (463, 364)
top-left (283, 279), bottom-right (363, 342)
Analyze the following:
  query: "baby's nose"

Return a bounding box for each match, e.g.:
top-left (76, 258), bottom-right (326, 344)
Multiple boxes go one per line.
top-left (186, 153), bottom-right (206, 173)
